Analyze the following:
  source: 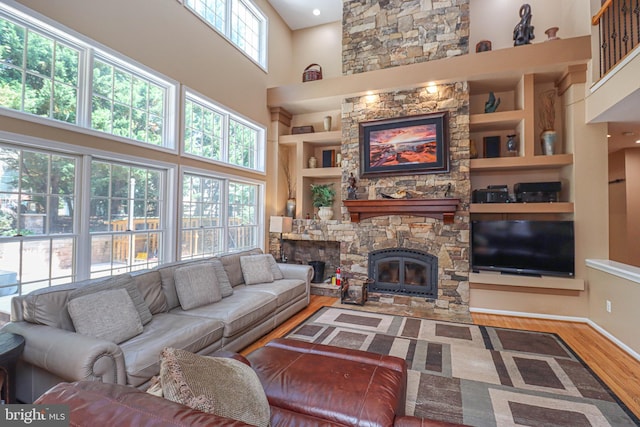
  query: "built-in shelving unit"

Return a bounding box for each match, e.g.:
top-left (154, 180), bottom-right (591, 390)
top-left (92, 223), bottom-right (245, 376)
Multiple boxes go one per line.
top-left (469, 272), bottom-right (585, 291)
top-left (279, 130), bottom-right (342, 218)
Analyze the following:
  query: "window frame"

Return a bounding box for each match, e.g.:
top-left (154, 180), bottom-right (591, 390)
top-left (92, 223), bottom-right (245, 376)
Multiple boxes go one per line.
top-left (182, 88), bottom-right (266, 173)
top-left (179, 165), bottom-right (264, 260)
top-left (0, 1), bottom-right (180, 153)
top-left (179, 0), bottom-right (268, 70)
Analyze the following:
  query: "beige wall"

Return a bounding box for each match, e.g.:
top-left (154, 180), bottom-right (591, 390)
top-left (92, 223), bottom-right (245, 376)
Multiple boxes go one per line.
top-left (588, 266), bottom-right (640, 354)
top-left (291, 22), bottom-right (342, 83)
top-left (609, 149), bottom-right (640, 266)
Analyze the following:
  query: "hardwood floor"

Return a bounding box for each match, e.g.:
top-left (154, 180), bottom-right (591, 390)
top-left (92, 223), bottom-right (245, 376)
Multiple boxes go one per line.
top-left (240, 295), bottom-right (640, 419)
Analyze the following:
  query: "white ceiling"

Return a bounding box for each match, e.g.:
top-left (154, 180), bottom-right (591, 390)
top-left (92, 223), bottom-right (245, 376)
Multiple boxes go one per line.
top-left (268, 0), bottom-right (342, 30)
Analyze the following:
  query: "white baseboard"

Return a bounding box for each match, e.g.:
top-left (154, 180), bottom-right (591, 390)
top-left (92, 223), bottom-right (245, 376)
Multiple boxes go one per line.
top-left (469, 307), bottom-right (640, 362)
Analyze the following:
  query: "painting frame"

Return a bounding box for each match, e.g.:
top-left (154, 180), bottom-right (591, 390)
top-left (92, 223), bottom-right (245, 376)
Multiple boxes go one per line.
top-left (359, 112), bottom-right (449, 178)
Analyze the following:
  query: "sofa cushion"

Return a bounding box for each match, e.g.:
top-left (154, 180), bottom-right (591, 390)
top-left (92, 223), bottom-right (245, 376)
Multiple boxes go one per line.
top-left (240, 255), bottom-right (274, 285)
top-left (157, 260), bottom-right (213, 310)
top-left (242, 279), bottom-right (306, 307)
top-left (174, 262), bottom-right (222, 310)
top-left (70, 274), bottom-right (152, 325)
top-left (68, 288), bottom-right (143, 344)
top-left (209, 258), bottom-right (233, 297)
top-left (132, 270), bottom-right (168, 314)
top-left (20, 283), bottom-right (78, 330)
top-left (160, 347), bottom-right (270, 427)
top-left (171, 290), bottom-right (277, 338)
top-left (119, 312), bottom-right (224, 387)
top-left (219, 248), bottom-right (262, 287)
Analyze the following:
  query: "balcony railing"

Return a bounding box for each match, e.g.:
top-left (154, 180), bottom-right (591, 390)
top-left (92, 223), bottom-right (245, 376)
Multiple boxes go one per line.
top-left (592, 0), bottom-right (640, 78)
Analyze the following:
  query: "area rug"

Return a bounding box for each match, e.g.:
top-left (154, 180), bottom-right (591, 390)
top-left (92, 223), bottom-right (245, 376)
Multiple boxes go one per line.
top-left (286, 307), bottom-right (640, 427)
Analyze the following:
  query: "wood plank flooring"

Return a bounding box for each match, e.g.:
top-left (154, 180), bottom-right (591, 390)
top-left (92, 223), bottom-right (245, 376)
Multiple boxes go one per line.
top-left (240, 295), bottom-right (640, 419)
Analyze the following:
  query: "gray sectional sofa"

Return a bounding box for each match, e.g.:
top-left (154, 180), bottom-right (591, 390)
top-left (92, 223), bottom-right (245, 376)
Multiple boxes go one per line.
top-left (1, 248), bottom-right (312, 403)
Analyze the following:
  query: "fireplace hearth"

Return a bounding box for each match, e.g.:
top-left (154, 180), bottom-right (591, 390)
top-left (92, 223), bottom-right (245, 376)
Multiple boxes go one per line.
top-left (368, 248), bottom-right (438, 298)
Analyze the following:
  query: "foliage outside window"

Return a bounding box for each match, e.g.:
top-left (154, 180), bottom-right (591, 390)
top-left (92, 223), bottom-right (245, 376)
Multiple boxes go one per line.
top-left (0, 144), bottom-right (77, 295)
top-left (91, 58), bottom-right (166, 145)
top-left (182, 0), bottom-right (266, 68)
top-left (0, 16), bottom-right (80, 123)
top-left (89, 160), bottom-right (165, 276)
top-left (181, 172), bottom-right (261, 259)
top-left (0, 6), bottom-right (176, 149)
top-left (183, 92), bottom-right (264, 172)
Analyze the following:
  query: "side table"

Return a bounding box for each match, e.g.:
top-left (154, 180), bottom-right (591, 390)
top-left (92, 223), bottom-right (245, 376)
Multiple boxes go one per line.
top-left (340, 277), bottom-right (368, 306)
top-left (0, 331), bottom-right (25, 404)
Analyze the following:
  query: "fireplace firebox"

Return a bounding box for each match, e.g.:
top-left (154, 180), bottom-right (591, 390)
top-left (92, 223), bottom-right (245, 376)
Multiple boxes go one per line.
top-left (368, 248), bottom-right (438, 298)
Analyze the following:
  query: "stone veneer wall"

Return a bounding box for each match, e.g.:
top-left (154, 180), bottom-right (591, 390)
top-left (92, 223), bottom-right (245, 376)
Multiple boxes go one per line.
top-left (338, 84), bottom-right (471, 312)
top-left (342, 0), bottom-right (470, 75)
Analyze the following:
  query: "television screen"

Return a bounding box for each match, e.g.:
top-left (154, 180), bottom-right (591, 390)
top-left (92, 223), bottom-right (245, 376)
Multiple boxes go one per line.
top-left (471, 220), bottom-right (575, 277)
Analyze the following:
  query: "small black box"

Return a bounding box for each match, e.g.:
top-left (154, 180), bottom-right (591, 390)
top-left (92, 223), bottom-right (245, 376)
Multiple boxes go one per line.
top-left (473, 188), bottom-right (509, 203)
top-left (514, 181), bottom-right (561, 203)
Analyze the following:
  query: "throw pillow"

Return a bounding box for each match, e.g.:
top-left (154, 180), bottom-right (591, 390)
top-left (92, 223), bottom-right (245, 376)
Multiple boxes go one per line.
top-left (67, 288), bottom-right (143, 344)
top-left (240, 255), bottom-right (274, 285)
top-left (160, 347), bottom-right (270, 427)
top-left (174, 262), bottom-right (222, 310)
top-left (209, 258), bottom-right (234, 297)
top-left (265, 254), bottom-right (284, 280)
top-left (69, 274), bottom-right (152, 325)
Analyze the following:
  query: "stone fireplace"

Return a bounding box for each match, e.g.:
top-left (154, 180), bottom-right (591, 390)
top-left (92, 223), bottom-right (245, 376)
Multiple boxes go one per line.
top-left (368, 248), bottom-right (438, 298)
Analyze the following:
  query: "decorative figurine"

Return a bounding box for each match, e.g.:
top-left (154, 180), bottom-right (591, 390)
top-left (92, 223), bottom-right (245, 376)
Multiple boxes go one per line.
top-left (513, 4), bottom-right (535, 46)
top-left (475, 40), bottom-right (492, 53)
top-left (484, 92), bottom-right (501, 113)
top-left (347, 173), bottom-right (358, 200)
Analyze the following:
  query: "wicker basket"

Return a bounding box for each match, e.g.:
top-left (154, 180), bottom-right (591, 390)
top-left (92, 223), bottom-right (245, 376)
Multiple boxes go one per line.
top-left (302, 64), bottom-right (322, 82)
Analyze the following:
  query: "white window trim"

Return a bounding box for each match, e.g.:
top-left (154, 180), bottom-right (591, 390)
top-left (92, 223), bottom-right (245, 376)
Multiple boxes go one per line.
top-left (179, 165), bottom-right (265, 257)
top-left (0, 130), bottom-right (178, 281)
top-left (178, 0), bottom-right (268, 72)
top-left (0, 0), bottom-right (180, 153)
top-left (182, 86), bottom-right (266, 174)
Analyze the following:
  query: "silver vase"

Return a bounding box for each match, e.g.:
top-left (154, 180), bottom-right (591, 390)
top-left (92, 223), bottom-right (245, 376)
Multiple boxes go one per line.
top-left (285, 199), bottom-right (296, 218)
top-left (541, 130), bottom-right (557, 155)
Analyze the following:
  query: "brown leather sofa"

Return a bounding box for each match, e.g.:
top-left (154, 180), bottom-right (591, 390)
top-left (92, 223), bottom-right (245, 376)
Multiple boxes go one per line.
top-left (36, 338), bottom-right (464, 427)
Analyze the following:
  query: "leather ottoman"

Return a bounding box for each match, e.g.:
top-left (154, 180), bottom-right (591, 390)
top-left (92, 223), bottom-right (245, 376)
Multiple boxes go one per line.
top-left (246, 338), bottom-right (407, 427)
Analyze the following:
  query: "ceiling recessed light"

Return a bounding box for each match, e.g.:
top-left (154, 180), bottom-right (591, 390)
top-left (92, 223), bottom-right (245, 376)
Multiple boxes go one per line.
top-left (622, 131), bottom-right (636, 136)
top-left (312, 8), bottom-right (320, 16)
top-left (636, 139), bottom-right (640, 144)
top-left (607, 134), bottom-right (611, 138)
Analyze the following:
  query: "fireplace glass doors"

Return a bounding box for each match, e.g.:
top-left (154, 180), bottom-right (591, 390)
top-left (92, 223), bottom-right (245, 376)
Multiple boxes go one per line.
top-left (368, 248), bottom-right (438, 298)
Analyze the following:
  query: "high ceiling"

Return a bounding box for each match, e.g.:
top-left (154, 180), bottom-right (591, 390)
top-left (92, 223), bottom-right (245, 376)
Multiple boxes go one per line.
top-left (267, 0), bottom-right (342, 30)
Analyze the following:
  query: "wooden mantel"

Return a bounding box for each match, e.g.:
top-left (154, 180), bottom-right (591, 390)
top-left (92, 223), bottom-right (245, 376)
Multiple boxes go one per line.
top-left (343, 198), bottom-right (460, 223)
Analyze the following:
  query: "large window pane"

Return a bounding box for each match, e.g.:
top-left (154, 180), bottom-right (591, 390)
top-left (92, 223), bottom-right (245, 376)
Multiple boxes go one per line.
top-left (0, 16), bottom-right (80, 124)
top-left (181, 173), bottom-right (223, 259)
top-left (89, 160), bottom-right (165, 276)
top-left (227, 181), bottom-right (258, 251)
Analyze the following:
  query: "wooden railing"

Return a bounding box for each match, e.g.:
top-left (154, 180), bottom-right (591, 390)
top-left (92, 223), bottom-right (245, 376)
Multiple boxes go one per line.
top-left (592, 0), bottom-right (640, 78)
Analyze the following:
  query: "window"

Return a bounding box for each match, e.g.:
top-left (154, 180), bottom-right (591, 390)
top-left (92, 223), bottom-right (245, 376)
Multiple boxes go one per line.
top-left (0, 144), bottom-right (77, 295)
top-left (0, 4), bottom-right (177, 150)
top-left (180, 171), bottom-right (261, 260)
top-left (89, 160), bottom-right (165, 276)
top-left (0, 16), bottom-right (81, 124)
top-left (91, 58), bottom-right (166, 146)
top-left (182, 0), bottom-right (267, 68)
top-left (183, 91), bottom-right (265, 172)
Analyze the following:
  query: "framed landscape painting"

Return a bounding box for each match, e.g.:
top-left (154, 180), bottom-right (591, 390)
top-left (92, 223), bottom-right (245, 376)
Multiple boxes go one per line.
top-left (359, 112), bottom-right (449, 178)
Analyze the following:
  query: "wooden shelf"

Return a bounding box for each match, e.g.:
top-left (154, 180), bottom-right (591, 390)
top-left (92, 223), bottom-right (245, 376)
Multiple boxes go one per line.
top-left (470, 153), bottom-right (573, 171)
top-left (470, 202), bottom-right (574, 214)
top-left (302, 167), bottom-right (341, 178)
top-left (343, 198), bottom-right (459, 223)
top-left (469, 272), bottom-right (584, 291)
top-left (279, 130), bottom-right (341, 145)
top-left (469, 110), bottom-right (525, 132)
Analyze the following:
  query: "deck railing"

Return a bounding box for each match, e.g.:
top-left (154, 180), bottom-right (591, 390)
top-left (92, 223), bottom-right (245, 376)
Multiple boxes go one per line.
top-left (592, 0), bottom-right (640, 78)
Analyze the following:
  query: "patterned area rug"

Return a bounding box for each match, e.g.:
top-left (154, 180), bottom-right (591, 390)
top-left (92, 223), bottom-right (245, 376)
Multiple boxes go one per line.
top-left (286, 307), bottom-right (640, 427)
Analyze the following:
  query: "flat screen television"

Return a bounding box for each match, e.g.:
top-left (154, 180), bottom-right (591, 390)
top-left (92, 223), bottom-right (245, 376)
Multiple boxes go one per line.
top-left (471, 220), bottom-right (575, 277)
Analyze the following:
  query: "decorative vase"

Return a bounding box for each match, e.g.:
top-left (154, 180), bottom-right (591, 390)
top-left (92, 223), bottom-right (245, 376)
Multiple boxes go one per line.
top-left (506, 134), bottom-right (518, 156)
top-left (335, 152), bottom-right (342, 166)
top-left (317, 206), bottom-right (333, 221)
top-left (541, 130), bottom-right (557, 155)
top-left (545, 27), bottom-right (560, 41)
top-left (285, 199), bottom-right (296, 218)
top-left (308, 156), bottom-right (317, 168)
top-left (323, 116), bottom-right (332, 132)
